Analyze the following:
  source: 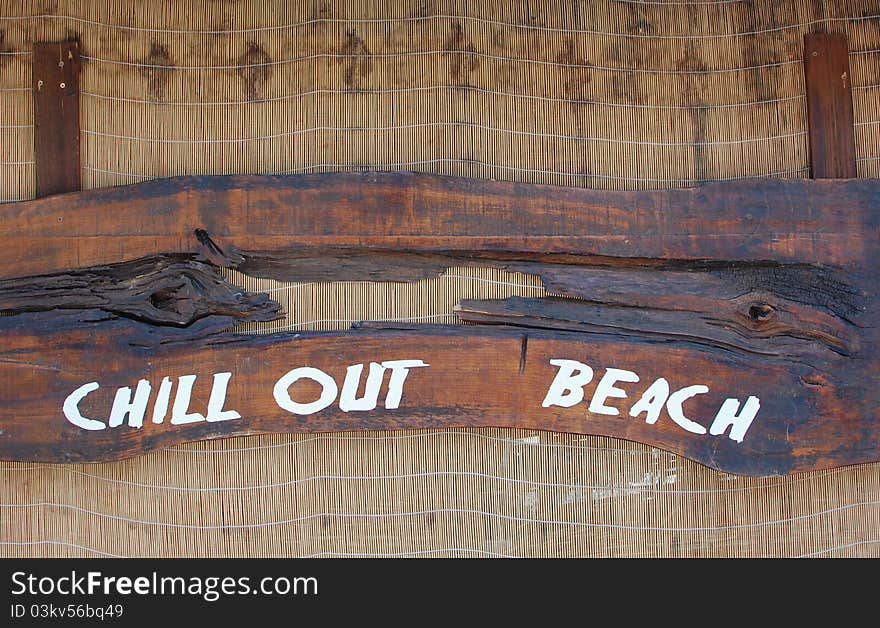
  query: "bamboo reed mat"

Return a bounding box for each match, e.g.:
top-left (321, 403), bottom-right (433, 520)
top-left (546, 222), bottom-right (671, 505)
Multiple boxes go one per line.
top-left (1, 0), bottom-right (879, 558)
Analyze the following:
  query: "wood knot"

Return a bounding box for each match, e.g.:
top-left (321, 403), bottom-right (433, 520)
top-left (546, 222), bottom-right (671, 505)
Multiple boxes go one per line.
top-left (148, 287), bottom-right (180, 312)
top-left (748, 303), bottom-right (776, 322)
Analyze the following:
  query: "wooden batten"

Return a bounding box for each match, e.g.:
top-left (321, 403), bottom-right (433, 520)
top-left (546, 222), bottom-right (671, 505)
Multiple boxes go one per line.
top-left (32, 41), bottom-right (81, 198)
top-left (804, 33), bottom-right (857, 179)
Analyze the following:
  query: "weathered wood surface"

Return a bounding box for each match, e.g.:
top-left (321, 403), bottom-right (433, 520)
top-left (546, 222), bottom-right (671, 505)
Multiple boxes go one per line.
top-left (0, 173), bottom-right (877, 475)
top-left (32, 41), bottom-right (81, 198)
top-left (804, 33), bottom-right (857, 179)
top-left (2, 172), bottom-right (877, 280)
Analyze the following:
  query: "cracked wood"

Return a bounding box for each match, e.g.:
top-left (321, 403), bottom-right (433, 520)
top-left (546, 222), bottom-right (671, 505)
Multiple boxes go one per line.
top-left (0, 173), bottom-right (876, 475)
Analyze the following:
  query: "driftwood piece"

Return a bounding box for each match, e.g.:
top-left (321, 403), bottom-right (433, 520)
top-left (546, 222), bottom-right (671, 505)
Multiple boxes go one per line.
top-left (0, 173), bottom-right (876, 475)
top-left (0, 256), bottom-right (280, 328)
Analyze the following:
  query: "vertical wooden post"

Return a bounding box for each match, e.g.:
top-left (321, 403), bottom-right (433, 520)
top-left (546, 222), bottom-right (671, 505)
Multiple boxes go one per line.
top-left (803, 33), bottom-right (856, 179)
top-left (32, 41), bottom-right (81, 197)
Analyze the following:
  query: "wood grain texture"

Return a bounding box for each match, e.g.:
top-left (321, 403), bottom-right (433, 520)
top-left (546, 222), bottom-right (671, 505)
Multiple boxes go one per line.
top-left (804, 32), bottom-right (857, 179)
top-left (32, 41), bottom-right (81, 197)
top-left (0, 173), bottom-right (877, 475)
top-left (1, 172), bottom-right (878, 281)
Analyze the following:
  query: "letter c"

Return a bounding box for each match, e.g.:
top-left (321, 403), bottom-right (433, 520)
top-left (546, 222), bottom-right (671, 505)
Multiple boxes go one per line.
top-left (666, 385), bottom-right (709, 435)
top-left (63, 382), bottom-right (106, 430)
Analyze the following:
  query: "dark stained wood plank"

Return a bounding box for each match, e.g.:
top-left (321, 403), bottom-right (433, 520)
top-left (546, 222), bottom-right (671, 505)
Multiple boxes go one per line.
top-left (0, 173), bottom-right (878, 281)
top-left (0, 174), bottom-right (876, 475)
top-left (0, 312), bottom-right (876, 476)
top-left (804, 32), bottom-right (857, 179)
top-left (32, 41), bottom-right (81, 197)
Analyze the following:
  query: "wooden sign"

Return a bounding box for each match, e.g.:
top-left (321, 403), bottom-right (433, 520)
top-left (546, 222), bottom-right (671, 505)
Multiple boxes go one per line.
top-left (0, 173), bottom-right (877, 476)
